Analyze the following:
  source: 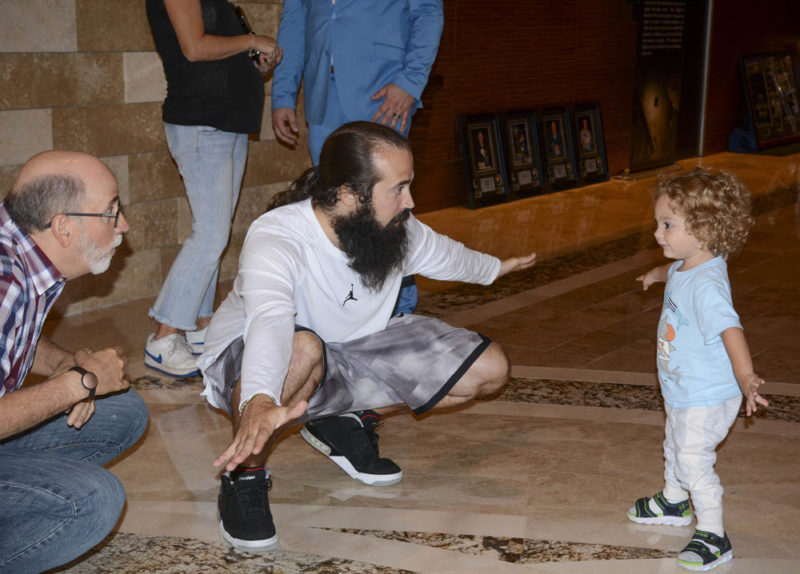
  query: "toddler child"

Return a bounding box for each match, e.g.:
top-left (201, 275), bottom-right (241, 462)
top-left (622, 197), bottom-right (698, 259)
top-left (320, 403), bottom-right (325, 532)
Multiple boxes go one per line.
top-left (627, 168), bottom-right (769, 571)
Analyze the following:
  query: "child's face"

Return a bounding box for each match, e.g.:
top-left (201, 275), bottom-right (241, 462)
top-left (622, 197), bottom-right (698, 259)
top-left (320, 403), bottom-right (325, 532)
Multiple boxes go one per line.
top-left (654, 195), bottom-right (710, 268)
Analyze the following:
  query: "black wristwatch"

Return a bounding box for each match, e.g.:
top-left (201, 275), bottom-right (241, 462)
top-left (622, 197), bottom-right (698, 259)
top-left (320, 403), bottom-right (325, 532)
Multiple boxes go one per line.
top-left (69, 366), bottom-right (98, 399)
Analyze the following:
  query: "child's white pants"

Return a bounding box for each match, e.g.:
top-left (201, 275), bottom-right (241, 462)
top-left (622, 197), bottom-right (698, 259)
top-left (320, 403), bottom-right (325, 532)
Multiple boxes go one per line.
top-left (662, 395), bottom-right (741, 534)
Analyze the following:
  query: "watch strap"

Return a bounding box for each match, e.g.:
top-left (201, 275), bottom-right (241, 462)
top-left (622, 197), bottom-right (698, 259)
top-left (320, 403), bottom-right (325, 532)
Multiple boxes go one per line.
top-left (69, 366), bottom-right (96, 399)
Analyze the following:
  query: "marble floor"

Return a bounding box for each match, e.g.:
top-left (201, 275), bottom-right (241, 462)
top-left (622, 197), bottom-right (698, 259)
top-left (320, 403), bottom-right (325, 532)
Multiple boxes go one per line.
top-left (43, 152), bottom-right (799, 573)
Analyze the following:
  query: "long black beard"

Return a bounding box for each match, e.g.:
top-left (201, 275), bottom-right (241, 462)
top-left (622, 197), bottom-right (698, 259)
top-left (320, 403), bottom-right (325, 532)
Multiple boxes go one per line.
top-left (333, 202), bottom-right (411, 291)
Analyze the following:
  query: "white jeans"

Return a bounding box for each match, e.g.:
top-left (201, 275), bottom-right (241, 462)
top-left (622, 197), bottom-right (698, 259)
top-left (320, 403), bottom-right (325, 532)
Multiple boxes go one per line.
top-left (149, 123), bottom-right (248, 330)
top-left (662, 395), bottom-right (741, 534)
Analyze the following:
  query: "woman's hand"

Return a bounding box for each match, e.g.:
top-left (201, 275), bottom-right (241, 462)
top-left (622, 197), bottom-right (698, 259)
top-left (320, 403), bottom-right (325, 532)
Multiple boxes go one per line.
top-left (256, 45), bottom-right (283, 74)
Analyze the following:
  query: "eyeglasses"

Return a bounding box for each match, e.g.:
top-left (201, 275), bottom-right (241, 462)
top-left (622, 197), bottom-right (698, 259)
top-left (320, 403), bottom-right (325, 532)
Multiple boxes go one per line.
top-left (47, 205), bottom-right (124, 229)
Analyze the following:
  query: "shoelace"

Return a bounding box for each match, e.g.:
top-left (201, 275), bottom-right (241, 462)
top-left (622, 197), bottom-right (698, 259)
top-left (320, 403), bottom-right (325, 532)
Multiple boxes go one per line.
top-left (237, 477), bottom-right (272, 521)
top-left (359, 414), bottom-right (384, 450)
top-left (165, 334), bottom-right (192, 355)
top-left (355, 421), bottom-right (381, 454)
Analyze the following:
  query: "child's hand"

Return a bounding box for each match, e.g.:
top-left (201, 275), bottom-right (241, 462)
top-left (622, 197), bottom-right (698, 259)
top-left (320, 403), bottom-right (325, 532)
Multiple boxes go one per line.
top-left (636, 270), bottom-right (659, 291)
top-left (637, 264), bottom-right (669, 291)
top-left (740, 372), bottom-right (769, 416)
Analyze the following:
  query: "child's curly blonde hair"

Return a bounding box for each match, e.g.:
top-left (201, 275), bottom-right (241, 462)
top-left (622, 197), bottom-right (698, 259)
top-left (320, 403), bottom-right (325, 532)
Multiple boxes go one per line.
top-left (654, 167), bottom-right (754, 258)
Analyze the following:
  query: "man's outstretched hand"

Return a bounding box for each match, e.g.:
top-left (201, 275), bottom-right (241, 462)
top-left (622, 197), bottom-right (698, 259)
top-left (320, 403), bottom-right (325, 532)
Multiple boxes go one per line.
top-left (497, 252), bottom-right (537, 278)
top-left (214, 395), bottom-right (307, 472)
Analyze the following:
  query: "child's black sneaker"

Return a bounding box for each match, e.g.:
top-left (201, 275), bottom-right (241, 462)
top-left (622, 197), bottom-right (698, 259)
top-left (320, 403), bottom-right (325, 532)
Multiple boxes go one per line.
top-left (627, 490), bottom-right (693, 526)
top-left (301, 410), bottom-right (403, 486)
top-left (677, 530), bottom-right (733, 571)
top-left (218, 467), bottom-right (278, 551)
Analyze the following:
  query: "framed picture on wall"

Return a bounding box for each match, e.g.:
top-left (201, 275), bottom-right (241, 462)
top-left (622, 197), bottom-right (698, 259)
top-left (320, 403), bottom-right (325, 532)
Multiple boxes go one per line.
top-left (540, 107), bottom-right (577, 190)
top-left (740, 53), bottom-right (800, 149)
top-left (573, 104), bottom-right (608, 184)
top-left (501, 111), bottom-right (545, 199)
top-left (458, 114), bottom-right (508, 208)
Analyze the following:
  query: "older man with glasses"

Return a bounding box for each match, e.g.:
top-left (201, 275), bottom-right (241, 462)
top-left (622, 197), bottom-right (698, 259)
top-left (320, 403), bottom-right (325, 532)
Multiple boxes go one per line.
top-left (0, 150), bottom-right (148, 574)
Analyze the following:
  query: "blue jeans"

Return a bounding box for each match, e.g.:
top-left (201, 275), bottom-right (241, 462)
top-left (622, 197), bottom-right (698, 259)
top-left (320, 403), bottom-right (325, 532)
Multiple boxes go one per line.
top-left (150, 123), bottom-right (248, 330)
top-left (0, 390), bottom-right (148, 573)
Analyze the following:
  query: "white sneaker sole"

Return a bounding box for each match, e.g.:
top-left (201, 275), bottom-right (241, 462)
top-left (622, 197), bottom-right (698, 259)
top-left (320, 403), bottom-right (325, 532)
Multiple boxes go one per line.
top-left (627, 512), bottom-right (693, 527)
top-left (677, 549), bottom-right (732, 571)
top-left (300, 426), bottom-right (403, 486)
top-left (143, 356), bottom-right (200, 378)
top-left (220, 521), bottom-right (278, 552)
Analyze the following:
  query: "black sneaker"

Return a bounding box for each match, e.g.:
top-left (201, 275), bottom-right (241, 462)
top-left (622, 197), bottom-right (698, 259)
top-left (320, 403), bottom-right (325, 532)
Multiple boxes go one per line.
top-left (218, 467), bottom-right (279, 551)
top-left (300, 410), bottom-right (403, 486)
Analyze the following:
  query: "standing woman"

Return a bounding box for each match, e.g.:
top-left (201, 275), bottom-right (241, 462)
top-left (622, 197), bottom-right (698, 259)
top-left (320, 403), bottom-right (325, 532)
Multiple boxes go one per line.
top-left (145, 0), bottom-right (281, 376)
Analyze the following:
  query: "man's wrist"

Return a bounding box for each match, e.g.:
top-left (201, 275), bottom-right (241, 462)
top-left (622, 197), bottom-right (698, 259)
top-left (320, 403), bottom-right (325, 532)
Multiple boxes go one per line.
top-left (239, 392), bottom-right (277, 415)
top-left (69, 366), bottom-right (98, 400)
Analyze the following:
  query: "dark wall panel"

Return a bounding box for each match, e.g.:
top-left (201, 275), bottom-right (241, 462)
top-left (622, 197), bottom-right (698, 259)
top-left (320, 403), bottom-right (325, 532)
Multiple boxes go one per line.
top-left (704, 0), bottom-right (800, 154)
top-left (410, 0), bottom-right (800, 213)
top-left (410, 1), bottom-right (638, 213)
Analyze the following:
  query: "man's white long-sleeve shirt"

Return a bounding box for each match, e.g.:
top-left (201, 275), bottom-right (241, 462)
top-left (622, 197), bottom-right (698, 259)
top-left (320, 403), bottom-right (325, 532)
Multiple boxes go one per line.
top-left (199, 199), bottom-right (500, 411)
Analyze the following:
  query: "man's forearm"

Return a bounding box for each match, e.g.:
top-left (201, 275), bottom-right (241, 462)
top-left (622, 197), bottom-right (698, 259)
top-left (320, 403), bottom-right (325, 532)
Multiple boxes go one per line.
top-left (29, 337), bottom-right (75, 377)
top-left (0, 370), bottom-right (86, 440)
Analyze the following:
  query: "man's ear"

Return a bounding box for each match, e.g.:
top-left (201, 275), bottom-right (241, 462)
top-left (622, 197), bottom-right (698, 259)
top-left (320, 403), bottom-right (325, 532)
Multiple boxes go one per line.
top-left (49, 214), bottom-right (73, 248)
top-left (337, 185), bottom-right (358, 208)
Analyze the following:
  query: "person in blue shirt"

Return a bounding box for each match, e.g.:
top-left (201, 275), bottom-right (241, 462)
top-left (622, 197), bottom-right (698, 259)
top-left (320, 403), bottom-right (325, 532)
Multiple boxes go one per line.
top-left (627, 168), bottom-right (769, 572)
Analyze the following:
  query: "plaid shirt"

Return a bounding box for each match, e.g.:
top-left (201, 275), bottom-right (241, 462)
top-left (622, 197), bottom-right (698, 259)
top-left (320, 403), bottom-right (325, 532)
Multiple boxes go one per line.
top-left (0, 203), bottom-right (65, 398)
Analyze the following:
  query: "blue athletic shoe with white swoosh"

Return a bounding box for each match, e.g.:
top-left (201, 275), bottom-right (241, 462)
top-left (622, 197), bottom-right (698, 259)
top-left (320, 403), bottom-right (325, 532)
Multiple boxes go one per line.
top-left (144, 333), bottom-right (200, 377)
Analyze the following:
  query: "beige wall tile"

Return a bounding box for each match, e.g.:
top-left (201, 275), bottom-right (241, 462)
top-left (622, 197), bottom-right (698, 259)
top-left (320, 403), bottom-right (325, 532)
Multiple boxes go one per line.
top-left (128, 150), bottom-right (182, 203)
top-left (232, 182), bottom-right (285, 236)
top-left (100, 155), bottom-right (130, 206)
top-left (243, 138), bottom-right (311, 187)
top-left (0, 109), bottom-right (53, 167)
top-left (258, 97), bottom-right (276, 141)
top-left (216, 181), bottom-right (289, 281)
top-left (76, 0), bottom-right (154, 52)
top-left (241, 2), bottom-right (282, 39)
top-left (176, 195), bottom-right (192, 243)
top-left (219, 243), bottom-right (241, 281)
top-left (0, 0), bottom-right (77, 53)
top-left (52, 103), bottom-right (163, 157)
top-left (0, 53), bottom-right (123, 110)
top-left (124, 52), bottom-right (166, 104)
top-left (0, 165), bottom-right (22, 200)
top-left (158, 244), bottom-right (180, 286)
top-left (123, 197), bottom-right (179, 252)
top-left (56, 247), bottom-right (162, 316)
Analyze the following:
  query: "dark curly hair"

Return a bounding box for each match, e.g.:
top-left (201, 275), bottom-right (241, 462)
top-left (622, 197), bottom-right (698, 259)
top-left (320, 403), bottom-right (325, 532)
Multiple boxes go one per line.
top-left (654, 167), bottom-right (754, 258)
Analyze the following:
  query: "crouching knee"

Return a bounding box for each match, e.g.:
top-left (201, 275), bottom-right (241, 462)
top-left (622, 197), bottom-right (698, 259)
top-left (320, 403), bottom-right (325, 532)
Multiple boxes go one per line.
top-left (473, 342), bottom-right (510, 399)
top-left (72, 468), bottom-right (127, 555)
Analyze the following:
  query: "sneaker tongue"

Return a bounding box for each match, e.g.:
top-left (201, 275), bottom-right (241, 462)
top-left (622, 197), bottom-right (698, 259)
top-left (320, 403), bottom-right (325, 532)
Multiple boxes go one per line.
top-left (231, 468), bottom-right (266, 482)
top-left (357, 410), bottom-right (381, 431)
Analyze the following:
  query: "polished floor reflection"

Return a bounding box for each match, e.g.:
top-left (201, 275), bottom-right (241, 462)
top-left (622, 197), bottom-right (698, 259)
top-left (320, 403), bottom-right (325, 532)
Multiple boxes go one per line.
top-left (47, 152), bottom-right (799, 573)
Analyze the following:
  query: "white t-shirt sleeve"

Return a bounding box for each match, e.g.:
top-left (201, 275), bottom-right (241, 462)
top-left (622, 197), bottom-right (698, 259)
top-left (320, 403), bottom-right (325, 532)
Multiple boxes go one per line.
top-left (405, 216), bottom-right (501, 283)
top-left (237, 225), bottom-right (302, 410)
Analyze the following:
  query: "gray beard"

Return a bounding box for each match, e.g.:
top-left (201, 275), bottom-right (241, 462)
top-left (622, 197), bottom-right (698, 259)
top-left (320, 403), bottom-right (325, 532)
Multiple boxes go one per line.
top-left (79, 232), bottom-right (122, 275)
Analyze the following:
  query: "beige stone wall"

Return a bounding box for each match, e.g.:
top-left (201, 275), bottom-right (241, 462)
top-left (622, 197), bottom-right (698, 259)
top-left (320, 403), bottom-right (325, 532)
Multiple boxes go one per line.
top-left (0, 0), bottom-right (310, 317)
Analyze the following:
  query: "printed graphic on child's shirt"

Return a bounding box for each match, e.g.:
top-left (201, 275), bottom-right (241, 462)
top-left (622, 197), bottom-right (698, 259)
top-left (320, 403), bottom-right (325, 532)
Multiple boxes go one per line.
top-left (657, 319), bottom-right (674, 362)
top-left (657, 292), bottom-right (683, 384)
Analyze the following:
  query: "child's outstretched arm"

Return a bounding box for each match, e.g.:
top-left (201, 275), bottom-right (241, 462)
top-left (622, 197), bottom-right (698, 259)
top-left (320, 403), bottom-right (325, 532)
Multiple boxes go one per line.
top-left (721, 326), bottom-right (769, 416)
top-left (636, 263), bottom-right (671, 291)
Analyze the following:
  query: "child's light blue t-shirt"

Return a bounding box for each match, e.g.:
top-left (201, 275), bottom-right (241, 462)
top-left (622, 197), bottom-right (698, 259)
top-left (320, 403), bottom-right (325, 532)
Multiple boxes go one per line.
top-left (656, 257), bottom-right (743, 407)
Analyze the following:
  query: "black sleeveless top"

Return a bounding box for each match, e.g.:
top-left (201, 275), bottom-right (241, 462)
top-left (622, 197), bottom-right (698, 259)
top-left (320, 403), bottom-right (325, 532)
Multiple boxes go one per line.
top-left (146, 0), bottom-right (264, 134)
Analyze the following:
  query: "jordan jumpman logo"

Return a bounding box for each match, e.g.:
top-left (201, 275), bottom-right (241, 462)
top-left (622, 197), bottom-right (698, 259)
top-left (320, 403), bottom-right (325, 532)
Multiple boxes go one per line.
top-left (343, 283), bottom-right (358, 306)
